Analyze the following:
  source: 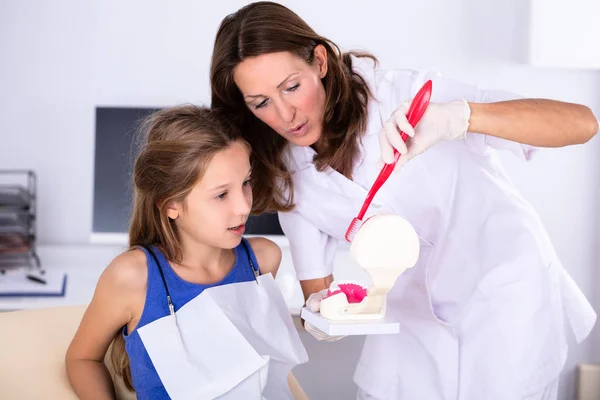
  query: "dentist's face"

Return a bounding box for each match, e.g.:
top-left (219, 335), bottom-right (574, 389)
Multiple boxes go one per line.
top-left (233, 46), bottom-right (328, 147)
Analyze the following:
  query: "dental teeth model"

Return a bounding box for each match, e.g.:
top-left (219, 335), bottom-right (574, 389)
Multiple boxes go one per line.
top-left (324, 281), bottom-right (368, 304)
top-left (320, 214), bottom-right (420, 321)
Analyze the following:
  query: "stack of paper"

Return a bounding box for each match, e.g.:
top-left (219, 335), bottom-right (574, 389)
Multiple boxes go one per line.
top-left (0, 269), bottom-right (67, 297)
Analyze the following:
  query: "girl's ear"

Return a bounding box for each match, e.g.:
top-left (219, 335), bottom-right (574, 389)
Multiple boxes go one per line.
top-left (165, 201), bottom-right (180, 220)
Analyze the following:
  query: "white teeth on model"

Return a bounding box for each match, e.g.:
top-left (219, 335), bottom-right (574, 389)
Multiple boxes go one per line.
top-left (329, 280), bottom-right (367, 291)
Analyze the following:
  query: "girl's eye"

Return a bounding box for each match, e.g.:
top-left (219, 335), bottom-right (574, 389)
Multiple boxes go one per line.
top-left (243, 179), bottom-right (251, 187)
top-left (217, 192), bottom-right (227, 199)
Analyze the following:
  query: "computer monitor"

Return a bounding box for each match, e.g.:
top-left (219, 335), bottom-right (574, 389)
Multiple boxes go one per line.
top-left (92, 106), bottom-right (283, 241)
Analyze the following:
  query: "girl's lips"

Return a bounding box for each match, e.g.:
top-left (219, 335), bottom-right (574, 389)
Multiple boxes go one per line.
top-left (228, 224), bottom-right (246, 235)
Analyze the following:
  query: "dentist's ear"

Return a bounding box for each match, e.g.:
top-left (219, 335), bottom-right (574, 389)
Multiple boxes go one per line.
top-left (313, 44), bottom-right (328, 79)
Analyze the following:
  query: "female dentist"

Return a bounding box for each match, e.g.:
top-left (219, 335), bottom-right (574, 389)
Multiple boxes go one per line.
top-left (209, 2), bottom-right (599, 399)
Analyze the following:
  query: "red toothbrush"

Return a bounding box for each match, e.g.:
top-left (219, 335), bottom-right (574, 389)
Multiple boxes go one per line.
top-left (344, 80), bottom-right (433, 242)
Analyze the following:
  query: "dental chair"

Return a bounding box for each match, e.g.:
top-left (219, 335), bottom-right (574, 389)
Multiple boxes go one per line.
top-left (0, 305), bottom-right (307, 400)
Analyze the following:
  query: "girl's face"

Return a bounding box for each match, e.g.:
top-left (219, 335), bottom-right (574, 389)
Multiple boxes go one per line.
top-left (233, 46), bottom-right (328, 148)
top-left (167, 140), bottom-right (252, 250)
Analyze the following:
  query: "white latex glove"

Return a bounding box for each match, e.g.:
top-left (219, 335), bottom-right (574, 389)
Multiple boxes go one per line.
top-left (378, 99), bottom-right (471, 170)
top-left (304, 289), bottom-right (345, 342)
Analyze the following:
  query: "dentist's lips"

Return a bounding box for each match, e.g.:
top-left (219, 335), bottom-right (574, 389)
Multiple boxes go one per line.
top-left (288, 121), bottom-right (308, 137)
top-left (227, 224), bottom-right (245, 235)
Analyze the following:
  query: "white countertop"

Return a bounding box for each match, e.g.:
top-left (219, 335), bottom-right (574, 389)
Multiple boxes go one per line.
top-left (0, 239), bottom-right (370, 316)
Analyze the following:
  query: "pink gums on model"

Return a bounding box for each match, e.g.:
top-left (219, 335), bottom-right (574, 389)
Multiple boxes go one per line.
top-left (325, 283), bottom-right (368, 304)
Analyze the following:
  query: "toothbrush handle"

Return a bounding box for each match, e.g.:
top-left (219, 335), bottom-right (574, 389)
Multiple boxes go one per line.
top-left (356, 80), bottom-right (432, 220)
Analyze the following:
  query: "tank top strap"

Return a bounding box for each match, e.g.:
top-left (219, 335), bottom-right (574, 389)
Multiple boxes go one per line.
top-left (239, 237), bottom-right (260, 281)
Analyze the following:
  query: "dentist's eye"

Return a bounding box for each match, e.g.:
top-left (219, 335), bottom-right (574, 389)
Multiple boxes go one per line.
top-left (254, 99), bottom-right (268, 109)
top-left (286, 83), bottom-right (300, 92)
top-left (243, 179), bottom-right (251, 187)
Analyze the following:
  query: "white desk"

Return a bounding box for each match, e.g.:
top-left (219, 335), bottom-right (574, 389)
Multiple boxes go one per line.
top-left (0, 245), bottom-right (122, 311)
top-left (0, 242), bottom-right (370, 315)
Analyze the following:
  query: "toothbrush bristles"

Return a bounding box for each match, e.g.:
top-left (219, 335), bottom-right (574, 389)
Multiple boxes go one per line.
top-left (344, 218), bottom-right (362, 242)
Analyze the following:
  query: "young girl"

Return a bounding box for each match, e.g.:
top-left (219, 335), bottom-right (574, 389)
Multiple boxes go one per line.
top-left (65, 105), bottom-right (305, 399)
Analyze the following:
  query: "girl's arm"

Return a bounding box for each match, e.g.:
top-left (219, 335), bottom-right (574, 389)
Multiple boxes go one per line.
top-left (65, 250), bottom-right (147, 400)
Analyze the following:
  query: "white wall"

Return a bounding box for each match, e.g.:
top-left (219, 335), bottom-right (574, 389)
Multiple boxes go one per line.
top-left (1, 1), bottom-right (599, 398)
top-left (529, 0), bottom-right (600, 69)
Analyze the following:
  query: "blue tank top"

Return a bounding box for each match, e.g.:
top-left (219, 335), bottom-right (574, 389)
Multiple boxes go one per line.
top-left (123, 238), bottom-right (261, 399)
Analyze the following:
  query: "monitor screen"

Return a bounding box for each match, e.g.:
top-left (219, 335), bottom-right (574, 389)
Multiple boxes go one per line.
top-left (92, 107), bottom-right (283, 236)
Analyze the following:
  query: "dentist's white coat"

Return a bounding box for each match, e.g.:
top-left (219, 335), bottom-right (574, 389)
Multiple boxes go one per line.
top-left (278, 56), bottom-right (596, 400)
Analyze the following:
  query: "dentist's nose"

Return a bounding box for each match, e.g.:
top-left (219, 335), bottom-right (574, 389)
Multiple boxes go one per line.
top-left (275, 99), bottom-right (296, 124)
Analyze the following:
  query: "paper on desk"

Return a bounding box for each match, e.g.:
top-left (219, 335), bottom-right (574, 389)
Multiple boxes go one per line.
top-left (0, 269), bottom-right (67, 296)
top-left (138, 273), bottom-right (308, 399)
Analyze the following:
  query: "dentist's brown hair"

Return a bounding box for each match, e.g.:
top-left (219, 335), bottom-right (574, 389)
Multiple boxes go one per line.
top-left (210, 1), bottom-right (376, 213)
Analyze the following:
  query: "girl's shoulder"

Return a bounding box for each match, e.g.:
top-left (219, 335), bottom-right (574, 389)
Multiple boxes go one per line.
top-left (99, 248), bottom-right (148, 300)
top-left (246, 237), bottom-right (282, 277)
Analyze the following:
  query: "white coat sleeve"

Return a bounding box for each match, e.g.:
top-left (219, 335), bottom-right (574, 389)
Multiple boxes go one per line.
top-left (277, 209), bottom-right (338, 281)
top-left (410, 71), bottom-right (538, 161)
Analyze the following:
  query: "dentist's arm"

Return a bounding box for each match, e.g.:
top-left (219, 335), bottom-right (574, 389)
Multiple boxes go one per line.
top-left (250, 236), bottom-right (339, 346)
top-left (379, 73), bottom-right (599, 168)
top-left (301, 276), bottom-right (346, 342)
top-left (468, 99), bottom-right (598, 147)
top-left (300, 275), bottom-right (334, 305)
top-left (277, 210), bottom-right (343, 342)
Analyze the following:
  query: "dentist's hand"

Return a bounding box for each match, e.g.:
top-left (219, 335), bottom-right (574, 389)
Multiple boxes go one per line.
top-left (304, 289), bottom-right (345, 342)
top-left (378, 99), bottom-right (471, 170)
